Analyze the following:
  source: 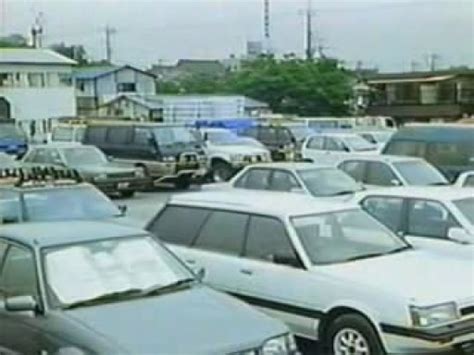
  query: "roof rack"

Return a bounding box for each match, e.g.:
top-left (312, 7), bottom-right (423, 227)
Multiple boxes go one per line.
top-left (0, 167), bottom-right (83, 187)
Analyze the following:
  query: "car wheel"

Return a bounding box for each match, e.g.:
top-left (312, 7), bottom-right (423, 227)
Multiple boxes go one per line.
top-left (326, 314), bottom-right (385, 355)
top-left (119, 191), bottom-right (135, 198)
top-left (212, 161), bottom-right (234, 182)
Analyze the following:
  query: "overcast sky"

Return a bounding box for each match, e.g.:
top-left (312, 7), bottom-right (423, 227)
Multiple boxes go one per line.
top-left (1, 0), bottom-right (473, 72)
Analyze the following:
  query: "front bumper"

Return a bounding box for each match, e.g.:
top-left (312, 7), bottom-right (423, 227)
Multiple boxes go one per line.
top-left (381, 319), bottom-right (474, 353)
top-left (93, 177), bottom-right (149, 194)
top-left (153, 168), bottom-right (208, 185)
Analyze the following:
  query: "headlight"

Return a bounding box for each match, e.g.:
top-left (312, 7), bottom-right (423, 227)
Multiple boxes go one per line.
top-left (135, 169), bottom-right (145, 178)
top-left (230, 154), bottom-right (243, 162)
top-left (94, 173), bottom-right (107, 181)
top-left (262, 334), bottom-right (297, 355)
top-left (410, 302), bottom-right (459, 327)
top-left (163, 156), bottom-right (176, 163)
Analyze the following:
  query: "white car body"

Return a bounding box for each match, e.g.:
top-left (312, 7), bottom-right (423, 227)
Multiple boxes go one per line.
top-left (357, 186), bottom-right (474, 259)
top-left (455, 171), bottom-right (474, 188)
top-left (302, 132), bottom-right (378, 165)
top-left (336, 155), bottom-right (448, 189)
top-left (148, 191), bottom-right (474, 354)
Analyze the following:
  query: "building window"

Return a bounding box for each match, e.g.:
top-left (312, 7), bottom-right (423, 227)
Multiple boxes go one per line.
top-left (117, 83), bottom-right (136, 93)
top-left (27, 73), bottom-right (45, 88)
top-left (58, 73), bottom-right (72, 87)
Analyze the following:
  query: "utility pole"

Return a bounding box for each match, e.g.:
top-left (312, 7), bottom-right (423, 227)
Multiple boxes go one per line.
top-left (31, 12), bottom-right (44, 48)
top-left (104, 25), bottom-right (116, 63)
top-left (305, 0), bottom-right (317, 61)
top-left (263, 0), bottom-right (271, 55)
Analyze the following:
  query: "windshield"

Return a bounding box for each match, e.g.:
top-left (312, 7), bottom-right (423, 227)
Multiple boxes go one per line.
top-left (62, 147), bottom-right (108, 166)
top-left (342, 135), bottom-right (377, 151)
top-left (153, 127), bottom-right (197, 146)
top-left (298, 168), bottom-right (362, 197)
top-left (24, 186), bottom-right (121, 221)
top-left (453, 198), bottom-right (474, 225)
top-left (206, 130), bottom-right (247, 145)
top-left (43, 236), bottom-right (192, 309)
top-left (287, 126), bottom-right (314, 141)
top-left (393, 161), bottom-right (447, 186)
top-left (292, 209), bottom-right (406, 265)
top-left (0, 125), bottom-right (25, 140)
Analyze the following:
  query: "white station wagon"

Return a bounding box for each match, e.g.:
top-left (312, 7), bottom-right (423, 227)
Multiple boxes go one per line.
top-left (147, 190), bottom-right (474, 355)
top-left (357, 186), bottom-right (474, 258)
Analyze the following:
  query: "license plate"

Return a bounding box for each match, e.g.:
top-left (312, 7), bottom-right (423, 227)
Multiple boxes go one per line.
top-left (117, 182), bottom-right (130, 190)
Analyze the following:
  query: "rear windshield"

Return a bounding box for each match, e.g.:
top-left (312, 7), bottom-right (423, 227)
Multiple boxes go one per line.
top-left (393, 160), bottom-right (447, 186)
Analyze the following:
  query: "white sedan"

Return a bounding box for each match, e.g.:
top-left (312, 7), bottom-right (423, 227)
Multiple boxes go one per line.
top-left (357, 186), bottom-right (474, 258)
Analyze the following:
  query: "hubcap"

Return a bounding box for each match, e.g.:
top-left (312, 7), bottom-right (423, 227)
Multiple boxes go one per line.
top-left (333, 328), bottom-right (370, 355)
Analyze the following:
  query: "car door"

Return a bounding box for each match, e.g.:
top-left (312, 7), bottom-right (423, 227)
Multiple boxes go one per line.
top-left (302, 135), bottom-right (325, 163)
top-left (361, 196), bottom-right (405, 236)
top-left (0, 242), bottom-right (47, 354)
top-left (404, 199), bottom-right (465, 255)
top-left (105, 126), bottom-right (132, 160)
top-left (235, 215), bottom-right (317, 339)
top-left (321, 137), bottom-right (349, 165)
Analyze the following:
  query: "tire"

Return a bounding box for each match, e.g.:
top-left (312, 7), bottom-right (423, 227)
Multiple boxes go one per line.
top-left (211, 161), bottom-right (234, 182)
top-left (325, 314), bottom-right (385, 355)
top-left (119, 190), bottom-right (135, 198)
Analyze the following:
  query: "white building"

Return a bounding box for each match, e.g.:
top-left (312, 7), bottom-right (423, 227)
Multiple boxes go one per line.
top-left (99, 94), bottom-right (269, 123)
top-left (74, 65), bottom-right (156, 116)
top-left (0, 48), bottom-right (76, 127)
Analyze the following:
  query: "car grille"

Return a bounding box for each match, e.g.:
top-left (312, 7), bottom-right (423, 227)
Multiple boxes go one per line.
top-left (107, 172), bottom-right (135, 179)
top-left (179, 152), bottom-right (199, 163)
top-left (460, 305), bottom-right (474, 317)
top-left (243, 154), bottom-right (265, 163)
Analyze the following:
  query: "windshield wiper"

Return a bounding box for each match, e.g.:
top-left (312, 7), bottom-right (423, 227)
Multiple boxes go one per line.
top-left (342, 252), bottom-right (387, 262)
top-left (331, 190), bottom-right (357, 196)
top-left (63, 288), bottom-right (143, 310)
top-left (386, 245), bottom-right (413, 254)
top-left (142, 278), bottom-right (196, 297)
top-left (429, 182), bottom-right (449, 186)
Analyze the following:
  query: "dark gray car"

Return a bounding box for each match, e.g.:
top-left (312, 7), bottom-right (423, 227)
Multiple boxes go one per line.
top-left (0, 221), bottom-right (296, 355)
top-left (22, 144), bottom-right (148, 197)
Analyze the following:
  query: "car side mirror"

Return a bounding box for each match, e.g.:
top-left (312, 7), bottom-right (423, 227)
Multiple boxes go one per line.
top-left (5, 295), bottom-right (38, 313)
top-left (448, 227), bottom-right (473, 244)
top-left (194, 267), bottom-right (206, 281)
top-left (390, 179), bottom-right (402, 186)
top-left (203, 133), bottom-right (209, 142)
top-left (118, 205), bottom-right (127, 216)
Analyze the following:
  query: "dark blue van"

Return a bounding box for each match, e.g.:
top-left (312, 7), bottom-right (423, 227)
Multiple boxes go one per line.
top-left (382, 124), bottom-right (474, 181)
top-left (0, 122), bottom-right (28, 157)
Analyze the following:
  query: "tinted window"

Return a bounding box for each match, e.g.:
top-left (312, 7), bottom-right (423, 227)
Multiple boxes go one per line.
top-left (133, 127), bottom-right (152, 145)
top-left (194, 211), bottom-right (248, 255)
top-left (269, 171), bottom-right (301, 192)
top-left (407, 200), bottom-right (459, 239)
top-left (339, 161), bottom-right (366, 182)
top-left (384, 140), bottom-right (427, 157)
top-left (307, 136), bottom-right (324, 150)
top-left (259, 128), bottom-right (278, 144)
top-left (427, 142), bottom-right (470, 166)
top-left (242, 127), bottom-right (258, 139)
top-left (245, 216), bottom-right (300, 267)
top-left (234, 169), bottom-right (271, 190)
top-left (85, 127), bottom-right (108, 144)
top-left (325, 137), bottom-right (346, 152)
top-left (149, 206), bottom-right (210, 246)
top-left (362, 196), bottom-right (404, 232)
top-left (393, 161), bottom-right (447, 186)
top-left (0, 245), bottom-right (38, 299)
top-left (365, 162), bottom-right (399, 186)
top-left (107, 127), bottom-right (130, 144)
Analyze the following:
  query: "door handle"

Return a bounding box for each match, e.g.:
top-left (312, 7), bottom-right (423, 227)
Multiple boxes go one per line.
top-left (240, 269), bottom-right (253, 276)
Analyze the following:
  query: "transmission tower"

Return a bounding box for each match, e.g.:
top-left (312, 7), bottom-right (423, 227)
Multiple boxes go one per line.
top-left (263, 0), bottom-right (271, 54)
top-left (104, 25), bottom-right (117, 63)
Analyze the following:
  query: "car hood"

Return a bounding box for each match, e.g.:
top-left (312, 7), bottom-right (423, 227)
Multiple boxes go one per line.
top-left (65, 286), bottom-right (286, 354)
top-left (210, 144), bottom-right (268, 155)
top-left (314, 250), bottom-right (474, 305)
top-left (72, 164), bottom-right (136, 175)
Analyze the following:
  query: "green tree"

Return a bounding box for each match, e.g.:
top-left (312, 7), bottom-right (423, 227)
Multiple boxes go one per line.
top-left (0, 34), bottom-right (28, 48)
top-left (50, 43), bottom-right (89, 65)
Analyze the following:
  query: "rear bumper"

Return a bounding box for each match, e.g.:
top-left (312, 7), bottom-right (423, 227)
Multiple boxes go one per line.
top-left (381, 319), bottom-right (474, 353)
top-left (93, 178), bottom-right (149, 194)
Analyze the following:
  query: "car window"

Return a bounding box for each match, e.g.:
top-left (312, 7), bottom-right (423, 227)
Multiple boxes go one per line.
top-left (194, 211), bottom-right (248, 255)
top-left (133, 127), bottom-right (152, 146)
top-left (0, 241), bottom-right (7, 266)
top-left (45, 149), bottom-right (64, 166)
top-left (360, 133), bottom-right (376, 144)
top-left (259, 128), bottom-right (278, 144)
top-left (0, 245), bottom-right (38, 299)
top-left (269, 171), bottom-right (301, 192)
top-left (393, 160), bottom-right (447, 186)
top-left (26, 148), bottom-right (62, 165)
top-left (241, 127), bottom-right (257, 139)
top-left (407, 200), bottom-right (459, 239)
top-left (384, 140), bottom-right (427, 157)
top-left (365, 162), bottom-right (400, 186)
top-left (339, 161), bottom-right (366, 182)
top-left (245, 216), bottom-right (300, 267)
top-left (464, 175), bottom-right (474, 187)
top-left (0, 190), bottom-right (21, 224)
top-left (85, 127), bottom-right (108, 144)
top-left (362, 196), bottom-right (404, 232)
top-left (325, 137), bottom-right (346, 152)
top-left (427, 142), bottom-right (470, 166)
top-left (307, 136), bottom-right (324, 150)
top-left (234, 169), bottom-right (271, 190)
top-left (278, 128), bottom-right (293, 144)
top-left (149, 206), bottom-right (210, 246)
top-left (107, 127), bottom-right (131, 145)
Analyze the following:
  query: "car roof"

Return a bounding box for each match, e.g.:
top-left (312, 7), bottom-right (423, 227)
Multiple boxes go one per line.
top-left (0, 220), bottom-right (147, 248)
top-left (169, 190), bottom-right (358, 218)
top-left (241, 162), bottom-right (333, 171)
top-left (359, 186), bottom-right (474, 202)
top-left (338, 154), bottom-right (423, 163)
top-left (30, 143), bottom-right (90, 149)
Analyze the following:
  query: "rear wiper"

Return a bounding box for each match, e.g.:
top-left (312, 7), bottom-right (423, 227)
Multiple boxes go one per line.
top-left (63, 288), bottom-right (143, 310)
top-left (142, 278), bottom-right (196, 296)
